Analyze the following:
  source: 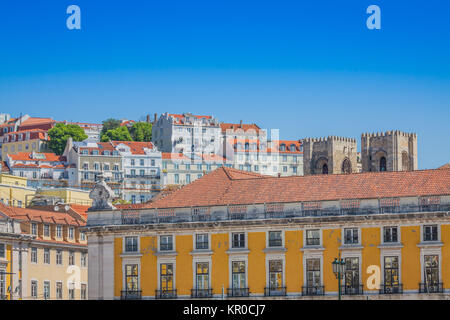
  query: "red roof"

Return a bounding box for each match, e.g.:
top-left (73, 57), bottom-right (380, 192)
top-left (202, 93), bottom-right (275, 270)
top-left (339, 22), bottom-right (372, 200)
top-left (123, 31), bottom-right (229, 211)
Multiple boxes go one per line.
top-left (111, 141), bottom-right (155, 154)
top-left (9, 152), bottom-right (66, 162)
top-left (439, 163), bottom-right (450, 170)
top-left (221, 123), bottom-right (262, 133)
top-left (162, 152), bottom-right (191, 160)
top-left (141, 167), bottom-right (450, 209)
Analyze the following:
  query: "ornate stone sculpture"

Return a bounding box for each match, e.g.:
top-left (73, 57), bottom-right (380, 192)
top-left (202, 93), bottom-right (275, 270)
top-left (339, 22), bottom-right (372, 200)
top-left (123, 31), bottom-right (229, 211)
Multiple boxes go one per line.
top-left (88, 174), bottom-right (117, 211)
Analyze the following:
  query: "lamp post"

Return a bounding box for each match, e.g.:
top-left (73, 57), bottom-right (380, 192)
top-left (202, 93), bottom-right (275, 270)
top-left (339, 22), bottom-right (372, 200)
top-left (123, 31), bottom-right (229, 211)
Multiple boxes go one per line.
top-left (332, 252), bottom-right (345, 300)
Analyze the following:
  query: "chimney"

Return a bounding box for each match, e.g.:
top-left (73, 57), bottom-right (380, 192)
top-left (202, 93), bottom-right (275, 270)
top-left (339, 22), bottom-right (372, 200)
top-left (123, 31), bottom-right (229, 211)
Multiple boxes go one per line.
top-left (154, 113), bottom-right (157, 123)
top-left (239, 120), bottom-right (243, 128)
top-left (146, 114), bottom-right (150, 123)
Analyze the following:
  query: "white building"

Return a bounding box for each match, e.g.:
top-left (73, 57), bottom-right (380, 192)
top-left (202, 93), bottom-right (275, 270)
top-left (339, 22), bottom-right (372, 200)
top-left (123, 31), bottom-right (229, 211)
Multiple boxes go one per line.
top-left (152, 113), bottom-right (222, 157)
top-left (111, 141), bottom-right (162, 204)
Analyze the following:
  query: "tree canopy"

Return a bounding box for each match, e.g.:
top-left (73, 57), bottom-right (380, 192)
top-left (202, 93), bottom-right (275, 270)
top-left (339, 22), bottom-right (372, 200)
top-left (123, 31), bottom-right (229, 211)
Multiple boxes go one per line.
top-left (101, 126), bottom-right (132, 142)
top-left (100, 118), bottom-right (121, 139)
top-left (129, 122), bottom-right (152, 142)
top-left (48, 123), bottom-right (88, 155)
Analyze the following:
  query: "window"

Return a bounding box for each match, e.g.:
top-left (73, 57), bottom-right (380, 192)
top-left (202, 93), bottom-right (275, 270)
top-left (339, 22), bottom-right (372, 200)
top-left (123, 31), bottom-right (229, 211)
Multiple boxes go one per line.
top-left (344, 228), bottom-right (359, 245)
top-left (306, 230), bottom-right (320, 246)
top-left (254, 165), bottom-right (259, 171)
top-left (283, 166), bottom-right (287, 172)
top-left (151, 159), bottom-right (155, 166)
top-left (56, 282), bottom-right (63, 299)
top-left (80, 232), bottom-right (86, 241)
top-left (139, 169), bottom-right (145, 176)
top-left (383, 227), bottom-right (398, 243)
top-left (197, 164), bottom-right (202, 170)
top-left (125, 236), bottom-right (138, 252)
top-left (32, 172), bottom-right (37, 179)
top-left (83, 163), bottom-right (89, 170)
top-left (232, 233), bottom-right (245, 248)
top-left (185, 164), bottom-right (190, 170)
top-left (104, 164), bottom-right (110, 171)
top-left (160, 263), bottom-right (174, 292)
top-left (380, 156), bottom-right (387, 171)
top-left (384, 256), bottom-right (399, 288)
top-left (306, 258), bottom-right (321, 289)
top-left (232, 261), bottom-right (246, 289)
top-left (186, 174), bottom-right (191, 184)
top-left (268, 260), bottom-right (283, 289)
top-left (81, 284), bottom-right (87, 300)
top-left (424, 255), bottom-right (439, 286)
top-left (31, 247), bottom-right (37, 263)
top-left (140, 195), bottom-right (145, 203)
top-left (92, 150), bottom-right (99, 155)
top-left (196, 262), bottom-right (209, 289)
top-left (68, 283), bottom-right (75, 300)
top-left (131, 195), bottom-right (136, 204)
top-left (31, 280), bottom-right (38, 298)
top-left (0, 244), bottom-right (5, 258)
top-left (174, 163), bottom-right (179, 170)
top-left (81, 253), bottom-right (87, 267)
top-left (0, 269), bottom-right (5, 298)
top-left (56, 250), bottom-right (62, 265)
top-left (84, 172), bottom-right (89, 180)
top-left (44, 281), bottom-right (50, 299)
top-left (293, 166), bottom-right (297, 174)
top-left (31, 223), bottom-right (37, 235)
top-left (174, 174), bottom-right (179, 184)
top-left (268, 231), bottom-right (282, 247)
top-left (44, 248), bottom-right (50, 264)
top-left (160, 235), bottom-right (173, 251)
top-left (69, 251), bottom-right (75, 266)
top-left (195, 234), bottom-right (209, 250)
top-left (93, 163), bottom-right (99, 170)
top-left (56, 226), bottom-right (62, 238)
top-left (344, 257), bottom-right (360, 293)
top-left (69, 227), bottom-right (74, 239)
top-left (140, 159), bottom-right (144, 166)
top-left (282, 155), bottom-right (287, 162)
top-left (423, 225), bottom-right (438, 241)
top-left (44, 224), bottom-right (50, 237)
top-left (125, 264), bottom-right (139, 291)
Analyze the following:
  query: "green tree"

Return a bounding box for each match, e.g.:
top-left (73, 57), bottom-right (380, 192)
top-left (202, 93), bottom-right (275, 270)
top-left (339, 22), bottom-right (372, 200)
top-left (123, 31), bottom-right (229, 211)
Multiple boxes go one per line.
top-left (48, 123), bottom-right (88, 155)
top-left (101, 126), bottom-right (132, 142)
top-left (129, 122), bottom-right (152, 142)
top-left (100, 118), bottom-right (121, 139)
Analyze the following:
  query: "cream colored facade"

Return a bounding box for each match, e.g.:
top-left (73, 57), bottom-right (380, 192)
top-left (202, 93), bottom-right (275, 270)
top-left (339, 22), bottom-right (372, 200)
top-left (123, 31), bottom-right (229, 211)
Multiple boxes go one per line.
top-left (0, 174), bottom-right (35, 208)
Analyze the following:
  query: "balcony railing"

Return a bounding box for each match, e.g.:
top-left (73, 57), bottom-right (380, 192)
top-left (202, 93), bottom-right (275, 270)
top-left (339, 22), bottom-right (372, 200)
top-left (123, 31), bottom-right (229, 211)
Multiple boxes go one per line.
top-left (264, 287), bottom-right (287, 297)
top-left (89, 203), bottom-right (450, 227)
top-left (302, 286), bottom-right (325, 296)
top-left (191, 289), bottom-right (213, 298)
top-left (341, 284), bottom-right (364, 295)
top-left (120, 290), bottom-right (142, 300)
top-left (419, 282), bottom-right (444, 294)
top-left (227, 288), bottom-right (250, 297)
top-left (379, 284), bottom-right (403, 294)
top-left (155, 289), bottom-right (177, 299)
top-left (126, 174), bottom-right (160, 179)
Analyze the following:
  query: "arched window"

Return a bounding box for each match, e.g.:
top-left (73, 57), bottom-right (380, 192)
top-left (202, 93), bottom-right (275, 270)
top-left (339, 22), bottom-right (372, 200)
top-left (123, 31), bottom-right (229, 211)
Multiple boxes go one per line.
top-left (279, 144), bottom-right (286, 151)
top-left (342, 158), bottom-right (352, 174)
top-left (290, 144), bottom-right (296, 152)
top-left (401, 152), bottom-right (409, 171)
top-left (322, 164), bottom-right (328, 174)
top-left (380, 157), bottom-right (387, 172)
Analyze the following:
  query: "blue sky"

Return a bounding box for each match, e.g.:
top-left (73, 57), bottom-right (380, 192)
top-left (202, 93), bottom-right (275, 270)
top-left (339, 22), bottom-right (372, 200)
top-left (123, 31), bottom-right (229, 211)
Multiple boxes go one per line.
top-left (0, 0), bottom-right (449, 169)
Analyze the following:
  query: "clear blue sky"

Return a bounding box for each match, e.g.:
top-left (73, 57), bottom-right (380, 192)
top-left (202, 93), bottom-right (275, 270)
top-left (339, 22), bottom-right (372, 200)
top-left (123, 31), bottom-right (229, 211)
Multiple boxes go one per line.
top-left (0, 0), bottom-right (449, 169)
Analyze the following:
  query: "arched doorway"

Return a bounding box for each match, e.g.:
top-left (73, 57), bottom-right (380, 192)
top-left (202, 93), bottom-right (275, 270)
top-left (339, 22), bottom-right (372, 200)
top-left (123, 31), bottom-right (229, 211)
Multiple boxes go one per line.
top-left (322, 164), bottom-right (328, 174)
top-left (342, 158), bottom-right (352, 174)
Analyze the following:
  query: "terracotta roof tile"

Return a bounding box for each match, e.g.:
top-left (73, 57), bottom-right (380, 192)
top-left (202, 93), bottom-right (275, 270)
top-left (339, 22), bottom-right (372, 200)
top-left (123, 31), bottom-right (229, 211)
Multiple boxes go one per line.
top-left (142, 167), bottom-right (450, 209)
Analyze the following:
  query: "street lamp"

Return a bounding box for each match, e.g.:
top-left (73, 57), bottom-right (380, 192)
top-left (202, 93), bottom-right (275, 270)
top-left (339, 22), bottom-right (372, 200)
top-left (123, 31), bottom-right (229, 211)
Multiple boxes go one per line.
top-left (332, 252), bottom-right (346, 300)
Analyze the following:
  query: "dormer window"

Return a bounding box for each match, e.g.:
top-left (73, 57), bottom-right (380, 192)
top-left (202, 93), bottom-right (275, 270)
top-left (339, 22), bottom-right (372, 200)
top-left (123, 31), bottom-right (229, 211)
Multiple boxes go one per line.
top-left (290, 144), bottom-right (296, 152)
top-left (104, 151), bottom-right (110, 156)
top-left (279, 144), bottom-right (286, 152)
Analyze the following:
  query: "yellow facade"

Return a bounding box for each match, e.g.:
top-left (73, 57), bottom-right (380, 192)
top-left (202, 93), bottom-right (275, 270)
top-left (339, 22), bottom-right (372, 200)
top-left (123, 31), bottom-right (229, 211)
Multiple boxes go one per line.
top-left (37, 188), bottom-right (92, 206)
top-left (2, 140), bottom-right (49, 161)
top-left (0, 174), bottom-right (35, 207)
top-left (108, 218), bottom-right (450, 299)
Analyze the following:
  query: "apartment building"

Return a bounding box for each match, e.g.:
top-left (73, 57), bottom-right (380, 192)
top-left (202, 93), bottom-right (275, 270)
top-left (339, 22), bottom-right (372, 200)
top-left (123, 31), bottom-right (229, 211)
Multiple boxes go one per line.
top-left (111, 141), bottom-right (162, 204)
top-left (0, 203), bottom-right (87, 300)
top-left (1, 129), bottom-right (51, 161)
top-left (0, 174), bottom-right (35, 208)
top-left (152, 113), bottom-right (221, 156)
top-left (62, 121), bottom-right (103, 142)
top-left (85, 166), bottom-right (450, 300)
top-left (64, 139), bottom-right (123, 196)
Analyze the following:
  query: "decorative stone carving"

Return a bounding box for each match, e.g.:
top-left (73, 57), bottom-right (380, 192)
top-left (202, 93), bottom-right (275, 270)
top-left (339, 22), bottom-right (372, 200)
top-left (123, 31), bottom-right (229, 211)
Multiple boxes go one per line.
top-left (88, 174), bottom-right (116, 211)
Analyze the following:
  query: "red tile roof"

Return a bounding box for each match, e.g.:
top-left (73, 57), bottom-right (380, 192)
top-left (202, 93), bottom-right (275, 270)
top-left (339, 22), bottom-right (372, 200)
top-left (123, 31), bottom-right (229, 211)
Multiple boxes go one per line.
top-left (19, 117), bottom-right (55, 127)
top-left (9, 152), bottom-right (66, 162)
top-left (439, 163), bottom-right (450, 170)
top-left (141, 167), bottom-right (450, 209)
top-left (221, 123), bottom-right (262, 133)
top-left (162, 152), bottom-right (191, 160)
top-left (111, 141), bottom-right (155, 154)
top-left (0, 203), bottom-right (86, 226)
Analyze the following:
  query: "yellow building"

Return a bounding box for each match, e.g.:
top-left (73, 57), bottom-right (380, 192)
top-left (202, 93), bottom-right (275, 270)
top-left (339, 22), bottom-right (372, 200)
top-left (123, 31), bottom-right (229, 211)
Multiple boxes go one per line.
top-left (0, 203), bottom-right (88, 300)
top-left (0, 174), bottom-right (35, 208)
top-left (36, 188), bottom-right (92, 206)
top-left (85, 167), bottom-right (450, 299)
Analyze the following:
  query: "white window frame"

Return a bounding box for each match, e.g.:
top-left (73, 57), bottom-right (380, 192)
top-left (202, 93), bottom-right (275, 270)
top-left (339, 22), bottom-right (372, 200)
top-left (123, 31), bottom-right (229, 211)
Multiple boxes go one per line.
top-left (304, 228), bottom-right (322, 247)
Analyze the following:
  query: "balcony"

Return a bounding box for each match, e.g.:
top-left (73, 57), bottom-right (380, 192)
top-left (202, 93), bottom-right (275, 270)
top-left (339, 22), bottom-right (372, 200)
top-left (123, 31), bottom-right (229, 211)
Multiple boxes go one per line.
top-left (264, 287), bottom-right (286, 297)
top-left (341, 284), bottom-right (364, 295)
top-left (302, 286), bottom-right (325, 296)
top-left (379, 284), bottom-right (403, 294)
top-left (191, 289), bottom-right (213, 298)
top-left (120, 290), bottom-right (142, 300)
top-left (155, 289), bottom-right (177, 299)
top-left (227, 288), bottom-right (250, 297)
top-left (126, 174), bottom-right (160, 179)
top-left (419, 282), bottom-right (444, 294)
